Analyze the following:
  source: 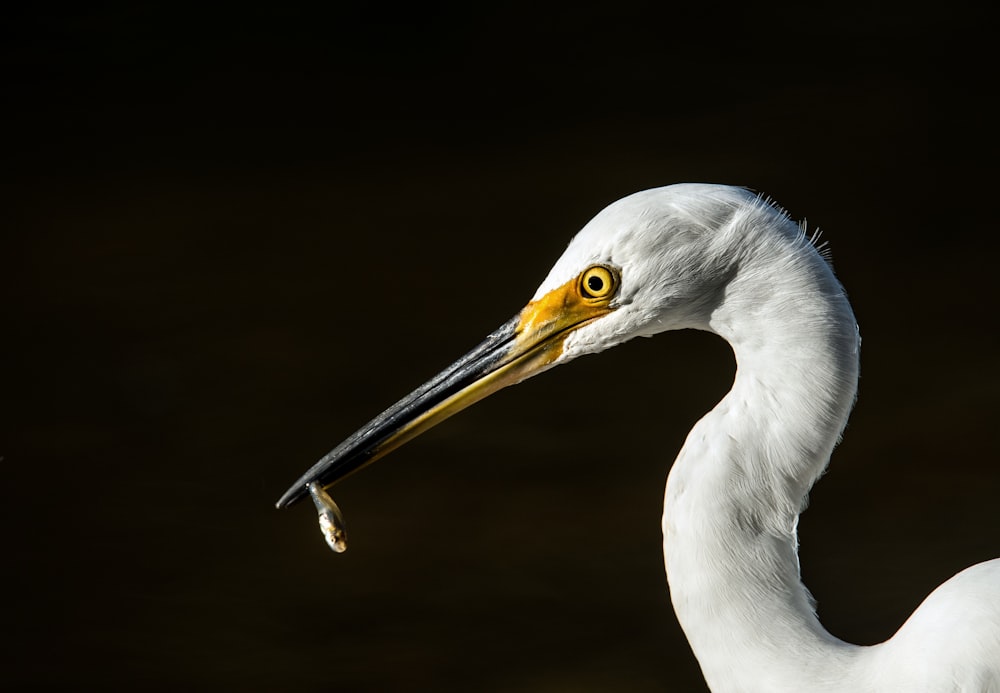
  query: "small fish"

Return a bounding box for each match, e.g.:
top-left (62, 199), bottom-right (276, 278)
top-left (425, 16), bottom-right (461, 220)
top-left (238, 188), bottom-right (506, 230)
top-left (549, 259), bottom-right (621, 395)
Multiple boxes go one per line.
top-left (308, 482), bottom-right (347, 553)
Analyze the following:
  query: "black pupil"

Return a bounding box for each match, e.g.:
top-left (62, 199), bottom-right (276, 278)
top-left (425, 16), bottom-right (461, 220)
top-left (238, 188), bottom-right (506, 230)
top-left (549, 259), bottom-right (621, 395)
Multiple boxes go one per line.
top-left (587, 275), bottom-right (604, 293)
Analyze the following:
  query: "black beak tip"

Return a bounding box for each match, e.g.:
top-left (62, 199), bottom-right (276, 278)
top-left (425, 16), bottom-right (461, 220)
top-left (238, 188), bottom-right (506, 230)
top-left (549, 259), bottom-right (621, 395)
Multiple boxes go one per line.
top-left (275, 483), bottom-right (308, 510)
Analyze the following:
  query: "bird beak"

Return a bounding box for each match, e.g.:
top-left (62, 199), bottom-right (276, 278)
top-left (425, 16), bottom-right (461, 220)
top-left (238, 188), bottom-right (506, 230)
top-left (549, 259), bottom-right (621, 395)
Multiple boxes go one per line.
top-left (275, 269), bottom-right (618, 509)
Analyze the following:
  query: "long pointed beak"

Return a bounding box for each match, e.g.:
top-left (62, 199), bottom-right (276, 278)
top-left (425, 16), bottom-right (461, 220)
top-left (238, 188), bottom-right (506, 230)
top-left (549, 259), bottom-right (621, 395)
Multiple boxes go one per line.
top-left (275, 268), bottom-right (618, 509)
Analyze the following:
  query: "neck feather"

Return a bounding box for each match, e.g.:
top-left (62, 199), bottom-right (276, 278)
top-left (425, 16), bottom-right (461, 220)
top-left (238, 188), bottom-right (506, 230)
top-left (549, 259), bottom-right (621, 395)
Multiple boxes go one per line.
top-left (663, 231), bottom-right (866, 692)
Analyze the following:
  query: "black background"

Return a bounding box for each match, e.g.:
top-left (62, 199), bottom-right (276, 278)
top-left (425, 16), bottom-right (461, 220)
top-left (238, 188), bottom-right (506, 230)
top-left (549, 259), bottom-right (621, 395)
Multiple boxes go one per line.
top-left (4, 3), bottom-right (997, 691)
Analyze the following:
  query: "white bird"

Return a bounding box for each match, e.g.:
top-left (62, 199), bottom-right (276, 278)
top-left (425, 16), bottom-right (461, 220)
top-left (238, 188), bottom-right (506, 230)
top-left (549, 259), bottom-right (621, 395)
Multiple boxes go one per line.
top-left (278, 184), bottom-right (1000, 692)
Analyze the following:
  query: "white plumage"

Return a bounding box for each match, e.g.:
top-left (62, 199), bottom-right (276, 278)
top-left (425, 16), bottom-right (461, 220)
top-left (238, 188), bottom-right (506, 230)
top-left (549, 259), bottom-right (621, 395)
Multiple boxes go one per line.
top-left (578, 185), bottom-right (1000, 692)
top-left (281, 183), bottom-right (1000, 692)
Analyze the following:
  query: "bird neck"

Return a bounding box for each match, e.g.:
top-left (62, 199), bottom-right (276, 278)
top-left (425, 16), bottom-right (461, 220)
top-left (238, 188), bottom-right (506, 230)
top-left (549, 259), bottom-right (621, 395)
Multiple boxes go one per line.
top-left (662, 238), bottom-right (866, 692)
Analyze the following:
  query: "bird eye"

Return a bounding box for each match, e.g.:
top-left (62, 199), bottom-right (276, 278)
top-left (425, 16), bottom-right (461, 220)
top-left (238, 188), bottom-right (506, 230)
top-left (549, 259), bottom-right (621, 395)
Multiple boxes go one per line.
top-left (579, 265), bottom-right (618, 300)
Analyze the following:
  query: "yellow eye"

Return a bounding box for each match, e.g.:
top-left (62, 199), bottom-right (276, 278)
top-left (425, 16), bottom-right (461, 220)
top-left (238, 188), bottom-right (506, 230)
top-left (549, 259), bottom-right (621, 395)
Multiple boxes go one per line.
top-left (579, 265), bottom-right (618, 300)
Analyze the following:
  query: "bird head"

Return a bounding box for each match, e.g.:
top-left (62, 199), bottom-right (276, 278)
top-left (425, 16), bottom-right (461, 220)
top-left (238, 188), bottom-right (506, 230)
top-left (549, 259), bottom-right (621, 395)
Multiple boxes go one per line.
top-left (533, 183), bottom-right (753, 358)
top-left (276, 184), bottom-right (759, 509)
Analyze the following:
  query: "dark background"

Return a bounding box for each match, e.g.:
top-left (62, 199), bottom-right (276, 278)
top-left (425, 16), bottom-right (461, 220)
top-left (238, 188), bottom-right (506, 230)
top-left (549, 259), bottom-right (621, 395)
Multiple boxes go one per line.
top-left (3, 3), bottom-right (997, 691)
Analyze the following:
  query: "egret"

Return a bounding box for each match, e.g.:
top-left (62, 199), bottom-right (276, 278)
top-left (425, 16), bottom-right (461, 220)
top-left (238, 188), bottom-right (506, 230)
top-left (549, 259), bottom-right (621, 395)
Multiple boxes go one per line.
top-left (277, 184), bottom-right (1000, 691)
